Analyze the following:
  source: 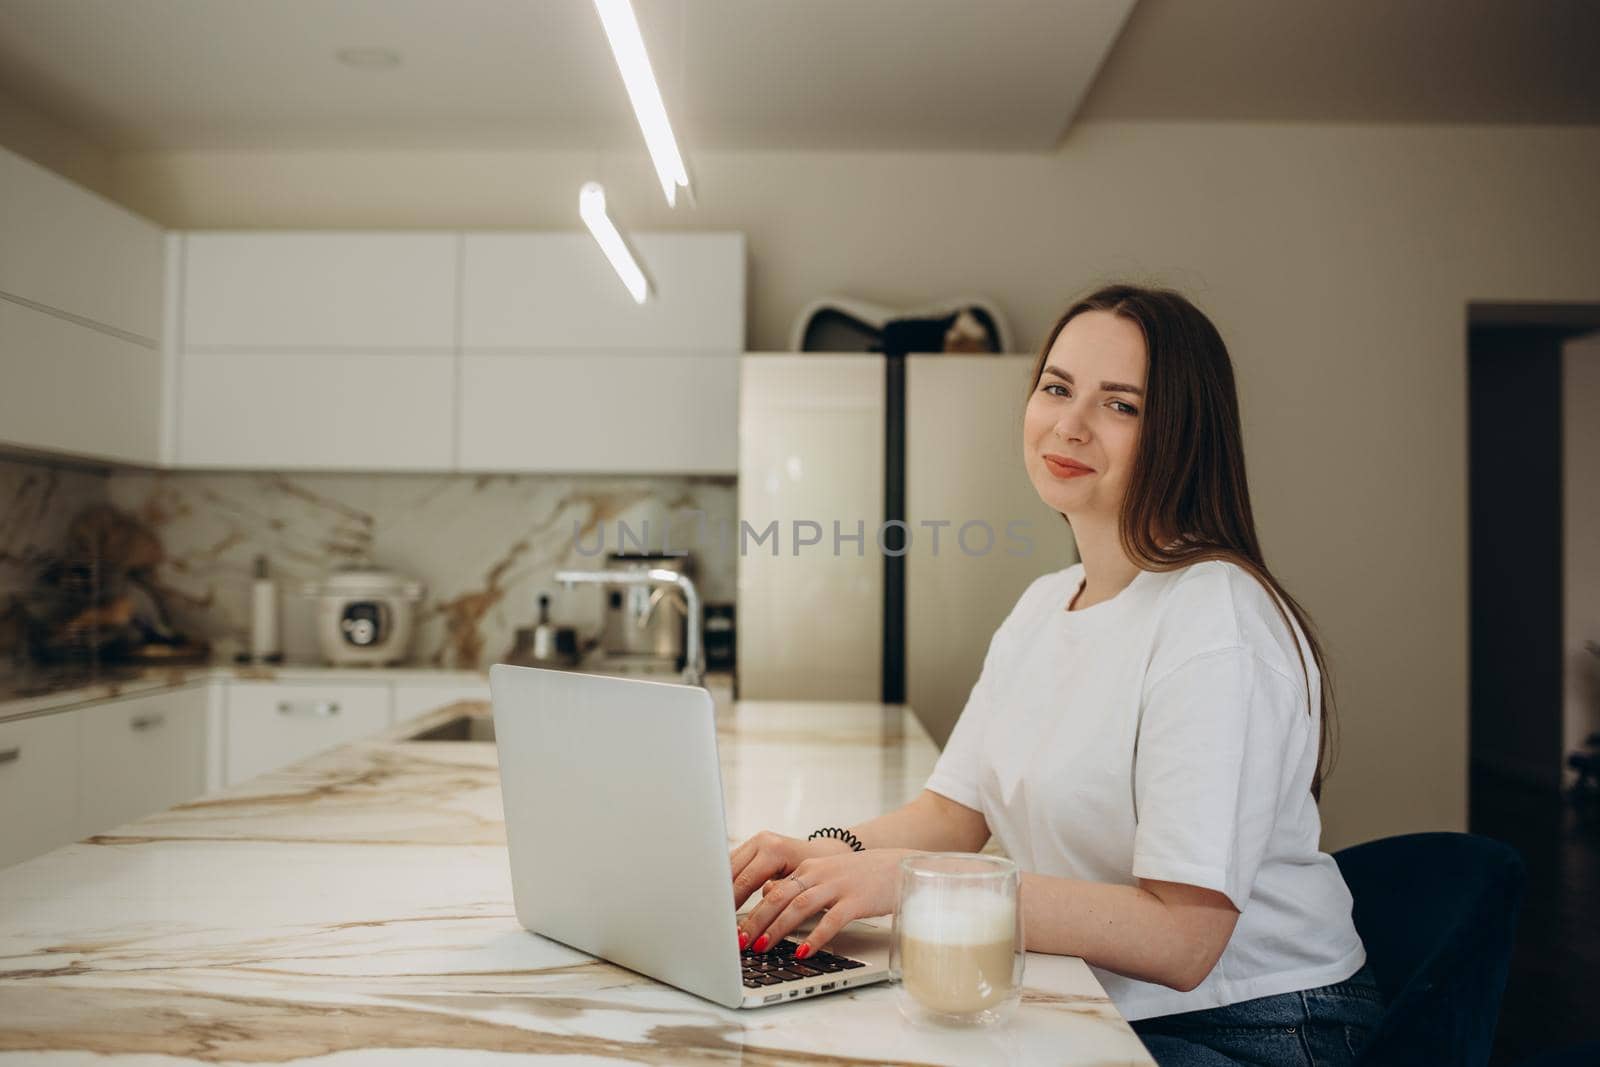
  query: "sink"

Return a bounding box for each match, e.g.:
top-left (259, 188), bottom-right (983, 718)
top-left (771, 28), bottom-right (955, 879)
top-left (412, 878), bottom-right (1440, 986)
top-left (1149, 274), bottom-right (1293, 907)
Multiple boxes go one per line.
top-left (401, 674), bottom-right (731, 743)
top-left (406, 715), bottom-right (495, 742)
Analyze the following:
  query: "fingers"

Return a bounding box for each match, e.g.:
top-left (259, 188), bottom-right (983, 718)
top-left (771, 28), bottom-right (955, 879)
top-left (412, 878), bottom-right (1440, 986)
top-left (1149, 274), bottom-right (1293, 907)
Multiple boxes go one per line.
top-left (793, 900), bottom-right (859, 959)
top-left (728, 835), bottom-right (759, 877)
top-left (738, 874), bottom-right (798, 948)
top-left (731, 853), bottom-right (778, 909)
top-left (764, 883), bottom-right (843, 953)
top-left (731, 843), bottom-right (791, 910)
top-left (738, 872), bottom-right (840, 952)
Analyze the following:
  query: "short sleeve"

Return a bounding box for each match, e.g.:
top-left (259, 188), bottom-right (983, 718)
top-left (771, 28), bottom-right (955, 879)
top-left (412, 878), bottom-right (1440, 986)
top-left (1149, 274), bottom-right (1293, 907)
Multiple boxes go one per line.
top-left (924, 571), bottom-right (1059, 813)
top-left (922, 624), bottom-right (1007, 812)
top-left (1130, 646), bottom-right (1307, 911)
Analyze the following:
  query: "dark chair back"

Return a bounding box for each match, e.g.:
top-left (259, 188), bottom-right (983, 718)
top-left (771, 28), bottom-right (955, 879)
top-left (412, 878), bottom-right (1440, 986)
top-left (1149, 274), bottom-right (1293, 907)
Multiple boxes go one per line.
top-left (1513, 1039), bottom-right (1600, 1066)
top-left (1334, 832), bottom-right (1525, 1067)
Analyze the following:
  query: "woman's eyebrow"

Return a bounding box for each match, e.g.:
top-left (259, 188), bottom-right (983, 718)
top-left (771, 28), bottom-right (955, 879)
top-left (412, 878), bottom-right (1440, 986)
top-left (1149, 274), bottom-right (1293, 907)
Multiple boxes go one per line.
top-left (1041, 365), bottom-right (1145, 397)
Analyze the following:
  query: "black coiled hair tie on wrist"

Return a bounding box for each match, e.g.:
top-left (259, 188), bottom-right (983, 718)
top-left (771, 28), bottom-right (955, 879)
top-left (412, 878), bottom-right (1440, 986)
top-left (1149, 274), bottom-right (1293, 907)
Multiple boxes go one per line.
top-left (808, 827), bottom-right (865, 852)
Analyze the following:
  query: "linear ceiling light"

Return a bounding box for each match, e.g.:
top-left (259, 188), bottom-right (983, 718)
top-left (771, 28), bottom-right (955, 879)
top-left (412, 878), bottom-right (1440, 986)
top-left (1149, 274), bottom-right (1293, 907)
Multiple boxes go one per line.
top-left (579, 182), bottom-right (651, 304)
top-left (592, 0), bottom-right (692, 208)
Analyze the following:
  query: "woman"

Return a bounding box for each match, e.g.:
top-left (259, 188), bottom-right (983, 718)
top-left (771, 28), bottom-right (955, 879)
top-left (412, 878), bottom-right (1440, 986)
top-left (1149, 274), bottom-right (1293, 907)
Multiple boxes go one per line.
top-left (729, 283), bottom-right (1384, 1066)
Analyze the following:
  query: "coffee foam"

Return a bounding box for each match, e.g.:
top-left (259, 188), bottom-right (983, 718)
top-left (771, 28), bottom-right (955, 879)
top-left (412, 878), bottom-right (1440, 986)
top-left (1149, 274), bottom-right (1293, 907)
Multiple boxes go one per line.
top-left (899, 891), bottom-right (1016, 945)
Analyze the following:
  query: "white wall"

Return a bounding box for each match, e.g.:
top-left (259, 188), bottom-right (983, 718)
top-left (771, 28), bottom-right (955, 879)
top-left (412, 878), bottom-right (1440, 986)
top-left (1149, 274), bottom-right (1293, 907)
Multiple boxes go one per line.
top-left (1564, 333), bottom-right (1600, 775)
top-left (30, 120), bottom-right (1600, 849)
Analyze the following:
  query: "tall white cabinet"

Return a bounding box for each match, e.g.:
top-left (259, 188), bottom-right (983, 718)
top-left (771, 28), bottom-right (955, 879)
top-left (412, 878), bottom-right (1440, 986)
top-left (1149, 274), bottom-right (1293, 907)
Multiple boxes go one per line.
top-left (903, 356), bottom-right (1076, 745)
top-left (735, 353), bottom-right (1076, 742)
top-left (737, 354), bottom-right (886, 700)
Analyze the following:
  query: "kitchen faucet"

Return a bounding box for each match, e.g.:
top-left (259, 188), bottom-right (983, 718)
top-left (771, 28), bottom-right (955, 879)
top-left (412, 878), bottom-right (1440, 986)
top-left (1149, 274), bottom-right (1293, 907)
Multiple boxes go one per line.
top-left (554, 568), bottom-right (705, 688)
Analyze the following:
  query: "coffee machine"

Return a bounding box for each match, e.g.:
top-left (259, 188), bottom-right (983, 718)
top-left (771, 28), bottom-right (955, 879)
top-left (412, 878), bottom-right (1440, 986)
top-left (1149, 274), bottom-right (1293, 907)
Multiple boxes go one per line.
top-left (598, 552), bottom-right (694, 671)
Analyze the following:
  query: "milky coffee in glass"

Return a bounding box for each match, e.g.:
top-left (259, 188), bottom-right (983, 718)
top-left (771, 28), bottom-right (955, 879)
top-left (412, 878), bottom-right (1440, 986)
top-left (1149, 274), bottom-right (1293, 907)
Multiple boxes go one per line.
top-left (891, 854), bottom-right (1024, 1027)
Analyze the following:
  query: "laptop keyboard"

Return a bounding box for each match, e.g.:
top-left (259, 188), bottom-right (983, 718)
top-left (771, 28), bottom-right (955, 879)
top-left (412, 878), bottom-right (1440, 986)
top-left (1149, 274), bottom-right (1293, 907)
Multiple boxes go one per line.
top-left (741, 938), bottom-right (868, 988)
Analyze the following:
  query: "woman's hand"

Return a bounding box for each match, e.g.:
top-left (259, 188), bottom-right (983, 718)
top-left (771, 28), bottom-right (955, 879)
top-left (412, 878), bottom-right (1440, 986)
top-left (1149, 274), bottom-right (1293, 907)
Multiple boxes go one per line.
top-left (729, 830), bottom-right (851, 911)
top-left (733, 841), bottom-right (921, 959)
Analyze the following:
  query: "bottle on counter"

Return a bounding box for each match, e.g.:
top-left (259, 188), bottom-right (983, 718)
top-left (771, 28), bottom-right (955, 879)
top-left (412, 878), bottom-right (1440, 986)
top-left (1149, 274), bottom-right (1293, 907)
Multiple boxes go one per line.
top-left (246, 555), bottom-right (282, 664)
top-left (532, 593), bottom-right (555, 662)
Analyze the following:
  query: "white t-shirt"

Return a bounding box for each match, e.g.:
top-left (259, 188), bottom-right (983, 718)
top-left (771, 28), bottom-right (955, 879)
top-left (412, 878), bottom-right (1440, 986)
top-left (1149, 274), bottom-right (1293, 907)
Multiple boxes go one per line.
top-left (924, 559), bottom-right (1365, 1022)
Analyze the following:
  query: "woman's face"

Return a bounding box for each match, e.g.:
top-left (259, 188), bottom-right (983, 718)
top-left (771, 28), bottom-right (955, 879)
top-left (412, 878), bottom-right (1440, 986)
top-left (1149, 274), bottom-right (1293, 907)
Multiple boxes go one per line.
top-left (1022, 309), bottom-right (1148, 519)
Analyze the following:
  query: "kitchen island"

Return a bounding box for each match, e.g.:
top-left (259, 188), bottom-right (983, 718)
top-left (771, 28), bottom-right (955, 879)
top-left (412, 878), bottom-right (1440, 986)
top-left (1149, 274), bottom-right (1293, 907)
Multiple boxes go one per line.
top-left (0, 695), bottom-right (1154, 1065)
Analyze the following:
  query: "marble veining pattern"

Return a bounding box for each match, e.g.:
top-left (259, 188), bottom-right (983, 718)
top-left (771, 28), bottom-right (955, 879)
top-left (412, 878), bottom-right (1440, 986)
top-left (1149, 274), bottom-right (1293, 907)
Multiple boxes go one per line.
top-left (0, 457), bottom-right (110, 658)
top-left (103, 470), bottom-right (737, 669)
top-left (0, 698), bottom-right (1154, 1065)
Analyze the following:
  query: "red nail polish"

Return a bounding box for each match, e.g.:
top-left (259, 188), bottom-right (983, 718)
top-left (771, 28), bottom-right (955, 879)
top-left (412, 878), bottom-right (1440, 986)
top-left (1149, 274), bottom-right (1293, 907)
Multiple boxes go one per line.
top-left (753, 934), bottom-right (770, 953)
top-left (795, 942), bottom-right (812, 960)
top-left (739, 930), bottom-right (749, 950)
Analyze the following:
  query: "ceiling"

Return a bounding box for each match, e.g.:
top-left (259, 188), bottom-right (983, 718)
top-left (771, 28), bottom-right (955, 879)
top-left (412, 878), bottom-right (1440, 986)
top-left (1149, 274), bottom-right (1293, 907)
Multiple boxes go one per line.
top-left (0, 0), bottom-right (1593, 156)
top-left (1084, 0), bottom-right (1599, 126)
top-left (0, 0), bottom-right (1137, 152)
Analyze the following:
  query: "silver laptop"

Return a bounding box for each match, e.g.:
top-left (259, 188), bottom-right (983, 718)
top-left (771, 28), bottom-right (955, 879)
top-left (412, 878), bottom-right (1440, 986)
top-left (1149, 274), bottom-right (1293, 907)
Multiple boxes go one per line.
top-left (489, 663), bottom-right (891, 1009)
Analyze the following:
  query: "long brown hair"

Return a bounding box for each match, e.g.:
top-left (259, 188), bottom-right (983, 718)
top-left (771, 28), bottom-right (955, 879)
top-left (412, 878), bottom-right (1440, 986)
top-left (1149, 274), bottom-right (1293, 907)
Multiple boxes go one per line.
top-left (1028, 282), bottom-right (1337, 799)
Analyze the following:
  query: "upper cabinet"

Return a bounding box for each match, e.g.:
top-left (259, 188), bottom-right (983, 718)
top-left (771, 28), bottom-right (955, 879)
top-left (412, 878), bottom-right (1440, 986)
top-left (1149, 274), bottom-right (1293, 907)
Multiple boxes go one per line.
top-left (181, 233), bottom-right (458, 350)
top-left (0, 300), bottom-right (163, 462)
top-left (454, 232), bottom-right (743, 473)
top-left (0, 145), bottom-right (165, 465)
top-left (173, 229), bottom-right (744, 473)
top-left (0, 146), bottom-right (165, 341)
top-left (1, 191), bottom-right (745, 474)
top-left (461, 232), bottom-right (744, 351)
top-left (174, 232), bottom-right (461, 471)
top-left (458, 351), bottom-right (739, 473)
top-left (176, 350), bottom-right (456, 470)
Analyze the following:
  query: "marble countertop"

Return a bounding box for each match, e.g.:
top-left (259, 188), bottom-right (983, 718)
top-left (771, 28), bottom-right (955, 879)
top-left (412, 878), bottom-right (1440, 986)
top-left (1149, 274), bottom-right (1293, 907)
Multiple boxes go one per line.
top-left (0, 696), bottom-right (1153, 1065)
top-left (0, 660), bottom-right (733, 723)
top-left (0, 660), bottom-right (483, 722)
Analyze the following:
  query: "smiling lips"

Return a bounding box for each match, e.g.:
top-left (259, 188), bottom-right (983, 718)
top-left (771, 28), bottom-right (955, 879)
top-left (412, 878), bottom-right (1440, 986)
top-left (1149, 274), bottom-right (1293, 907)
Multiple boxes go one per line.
top-left (1043, 454), bottom-right (1094, 478)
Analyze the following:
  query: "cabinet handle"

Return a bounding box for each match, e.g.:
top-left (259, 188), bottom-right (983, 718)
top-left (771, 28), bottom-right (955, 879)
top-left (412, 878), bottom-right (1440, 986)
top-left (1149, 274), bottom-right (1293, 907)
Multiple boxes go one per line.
top-left (0, 747), bottom-right (18, 766)
top-left (130, 714), bottom-right (166, 731)
top-left (277, 700), bottom-right (341, 718)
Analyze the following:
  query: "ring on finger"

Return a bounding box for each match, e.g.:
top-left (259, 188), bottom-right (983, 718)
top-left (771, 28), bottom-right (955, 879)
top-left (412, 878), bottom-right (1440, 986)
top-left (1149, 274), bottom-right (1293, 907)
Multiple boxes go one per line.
top-left (789, 875), bottom-right (808, 893)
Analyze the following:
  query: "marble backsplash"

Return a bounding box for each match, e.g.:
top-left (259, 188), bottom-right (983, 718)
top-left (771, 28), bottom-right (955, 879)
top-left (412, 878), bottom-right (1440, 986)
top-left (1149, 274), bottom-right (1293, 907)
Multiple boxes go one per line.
top-left (0, 455), bottom-right (736, 671)
top-left (0, 457), bottom-right (113, 659)
top-left (104, 471), bottom-right (737, 669)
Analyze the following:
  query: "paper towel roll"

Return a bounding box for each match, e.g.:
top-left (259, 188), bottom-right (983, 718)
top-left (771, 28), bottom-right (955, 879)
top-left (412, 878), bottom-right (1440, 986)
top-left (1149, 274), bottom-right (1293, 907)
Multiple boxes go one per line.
top-left (250, 578), bottom-right (279, 660)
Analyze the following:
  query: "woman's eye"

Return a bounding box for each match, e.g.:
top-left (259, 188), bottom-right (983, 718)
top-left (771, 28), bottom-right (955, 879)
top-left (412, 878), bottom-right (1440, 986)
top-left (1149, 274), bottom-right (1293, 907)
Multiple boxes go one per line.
top-left (1111, 400), bottom-right (1139, 416)
top-left (1042, 383), bottom-right (1068, 397)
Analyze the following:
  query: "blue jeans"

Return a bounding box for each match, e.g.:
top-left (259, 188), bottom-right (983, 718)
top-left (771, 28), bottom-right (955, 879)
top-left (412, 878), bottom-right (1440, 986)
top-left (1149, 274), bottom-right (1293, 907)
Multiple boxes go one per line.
top-left (1131, 964), bottom-right (1385, 1067)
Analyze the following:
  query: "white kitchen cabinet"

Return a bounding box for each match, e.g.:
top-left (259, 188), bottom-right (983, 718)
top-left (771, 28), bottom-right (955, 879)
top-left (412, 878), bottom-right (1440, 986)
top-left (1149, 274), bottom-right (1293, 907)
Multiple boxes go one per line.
top-left (392, 680), bottom-right (491, 723)
top-left (0, 143), bottom-right (165, 467)
top-left (77, 687), bottom-right (208, 839)
top-left (0, 299), bottom-right (163, 464)
top-left (461, 232), bottom-right (743, 351)
top-left (181, 233), bottom-right (458, 350)
top-left (224, 682), bottom-right (390, 785)
top-left (163, 228), bottom-right (744, 473)
top-left (0, 144), bottom-right (165, 341)
top-left (737, 355), bottom-right (886, 701)
top-left (0, 710), bottom-right (80, 869)
top-left (904, 356), bottom-right (1077, 746)
top-left (458, 351), bottom-right (739, 473)
top-left (176, 350), bottom-right (455, 470)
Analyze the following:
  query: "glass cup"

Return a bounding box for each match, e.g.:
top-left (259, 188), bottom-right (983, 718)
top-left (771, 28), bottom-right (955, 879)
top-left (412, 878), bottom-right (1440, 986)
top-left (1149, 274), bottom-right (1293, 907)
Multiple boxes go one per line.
top-left (889, 853), bottom-right (1025, 1028)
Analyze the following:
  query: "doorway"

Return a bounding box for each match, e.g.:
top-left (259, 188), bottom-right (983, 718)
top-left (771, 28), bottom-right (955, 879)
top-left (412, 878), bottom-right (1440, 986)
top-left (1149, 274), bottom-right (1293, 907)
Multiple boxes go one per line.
top-left (1466, 302), bottom-right (1600, 1064)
